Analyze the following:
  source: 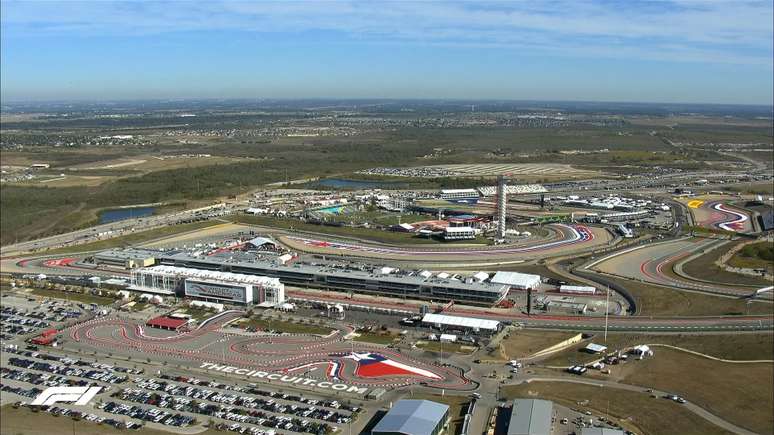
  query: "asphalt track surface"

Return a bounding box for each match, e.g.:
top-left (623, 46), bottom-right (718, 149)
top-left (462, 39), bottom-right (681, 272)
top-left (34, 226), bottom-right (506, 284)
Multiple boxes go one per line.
top-left (288, 289), bottom-right (774, 332)
top-left (65, 311), bottom-right (475, 391)
top-left (590, 238), bottom-right (757, 297)
top-left (281, 224), bottom-right (604, 261)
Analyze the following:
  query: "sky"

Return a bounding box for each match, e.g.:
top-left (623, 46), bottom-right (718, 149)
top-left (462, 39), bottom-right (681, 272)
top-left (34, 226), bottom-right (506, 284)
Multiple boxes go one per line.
top-left (1, 0), bottom-right (772, 105)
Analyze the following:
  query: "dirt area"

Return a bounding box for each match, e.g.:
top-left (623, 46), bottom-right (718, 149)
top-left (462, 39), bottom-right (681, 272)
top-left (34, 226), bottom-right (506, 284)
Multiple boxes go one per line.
top-left (500, 330), bottom-right (578, 360)
top-left (611, 348), bottom-right (773, 434)
top-left (501, 381), bottom-right (731, 435)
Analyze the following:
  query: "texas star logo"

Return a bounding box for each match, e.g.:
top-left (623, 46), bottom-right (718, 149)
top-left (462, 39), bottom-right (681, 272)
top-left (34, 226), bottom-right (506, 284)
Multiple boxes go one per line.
top-left (343, 352), bottom-right (442, 380)
top-left (31, 386), bottom-right (102, 406)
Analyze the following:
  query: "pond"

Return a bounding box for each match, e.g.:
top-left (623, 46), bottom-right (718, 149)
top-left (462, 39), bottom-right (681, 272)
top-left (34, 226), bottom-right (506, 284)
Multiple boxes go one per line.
top-left (99, 206), bottom-right (156, 224)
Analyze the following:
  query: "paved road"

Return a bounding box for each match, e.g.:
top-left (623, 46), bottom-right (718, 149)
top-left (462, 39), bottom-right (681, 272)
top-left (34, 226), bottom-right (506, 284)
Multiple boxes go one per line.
top-left (511, 376), bottom-right (758, 435)
top-left (0, 203), bottom-right (237, 257)
top-left (287, 288), bottom-right (774, 332)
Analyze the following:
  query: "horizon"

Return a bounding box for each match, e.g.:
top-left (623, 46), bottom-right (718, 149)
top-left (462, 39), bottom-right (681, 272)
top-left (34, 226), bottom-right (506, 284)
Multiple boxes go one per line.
top-left (1, 96), bottom-right (774, 109)
top-left (1, 0), bottom-right (773, 105)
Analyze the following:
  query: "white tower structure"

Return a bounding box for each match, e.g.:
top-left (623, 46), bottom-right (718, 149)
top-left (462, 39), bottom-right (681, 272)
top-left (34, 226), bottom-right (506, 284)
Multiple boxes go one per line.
top-left (496, 175), bottom-right (507, 239)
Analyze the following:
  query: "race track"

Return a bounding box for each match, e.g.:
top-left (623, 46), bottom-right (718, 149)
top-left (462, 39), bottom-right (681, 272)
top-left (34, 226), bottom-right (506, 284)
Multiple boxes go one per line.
top-left (280, 224), bottom-right (610, 261)
top-left (589, 238), bottom-right (757, 296)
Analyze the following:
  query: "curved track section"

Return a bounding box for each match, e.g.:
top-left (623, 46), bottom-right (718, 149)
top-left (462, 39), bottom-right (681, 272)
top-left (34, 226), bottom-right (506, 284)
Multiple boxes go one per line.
top-left (711, 203), bottom-right (749, 232)
top-left (66, 314), bottom-right (473, 391)
top-left (283, 224), bottom-right (598, 260)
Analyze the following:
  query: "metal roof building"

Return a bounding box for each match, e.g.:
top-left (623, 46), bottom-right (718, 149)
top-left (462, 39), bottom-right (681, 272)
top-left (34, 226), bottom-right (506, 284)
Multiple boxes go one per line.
top-left (372, 399), bottom-right (450, 435)
top-left (422, 313), bottom-right (500, 332)
top-left (508, 399), bottom-right (553, 435)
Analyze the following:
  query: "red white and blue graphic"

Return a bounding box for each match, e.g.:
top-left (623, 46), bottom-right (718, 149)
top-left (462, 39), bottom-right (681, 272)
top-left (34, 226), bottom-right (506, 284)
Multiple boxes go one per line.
top-left (343, 352), bottom-right (442, 380)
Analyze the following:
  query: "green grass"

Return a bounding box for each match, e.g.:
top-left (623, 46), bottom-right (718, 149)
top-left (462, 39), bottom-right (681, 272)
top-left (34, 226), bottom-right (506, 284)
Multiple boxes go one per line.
top-left (350, 331), bottom-right (399, 345)
top-left (601, 276), bottom-right (773, 316)
top-left (233, 214), bottom-right (489, 245)
top-left (29, 288), bottom-right (116, 305)
top-left (43, 220), bottom-right (221, 254)
top-left (681, 242), bottom-right (772, 286)
top-left (239, 317), bottom-right (333, 335)
top-left (415, 340), bottom-right (477, 354)
top-left (728, 241), bottom-right (774, 273)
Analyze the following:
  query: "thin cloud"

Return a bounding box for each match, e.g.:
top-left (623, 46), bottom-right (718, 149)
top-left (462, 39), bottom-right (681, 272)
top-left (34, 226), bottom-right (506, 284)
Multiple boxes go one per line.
top-left (1, 0), bottom-right (772, 67)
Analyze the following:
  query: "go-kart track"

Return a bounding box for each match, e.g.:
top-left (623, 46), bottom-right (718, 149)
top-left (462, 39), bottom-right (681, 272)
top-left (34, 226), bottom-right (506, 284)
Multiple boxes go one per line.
top-left (280, 224), bottom-right (608, 261)
top-left (65, 311), bottom-right (474, 393)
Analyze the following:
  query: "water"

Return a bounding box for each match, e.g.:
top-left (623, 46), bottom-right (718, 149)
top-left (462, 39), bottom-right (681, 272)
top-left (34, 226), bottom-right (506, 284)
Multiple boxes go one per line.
top-left (313, 178), bottom-right (405, 190)
top-left (99, 206), bottom-right (156, 224)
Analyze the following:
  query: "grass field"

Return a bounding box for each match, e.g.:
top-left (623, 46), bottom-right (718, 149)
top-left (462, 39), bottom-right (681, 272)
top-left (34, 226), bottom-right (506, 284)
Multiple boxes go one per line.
top-left (237, 317), bottom-right (333, 335)
top-left (500, 330), bottom-right (579, 360)
top-left (602, 276), bottom-right (773, 316)
top-left (233, 214), bottom-right (490, 245)
top-left (350, 331), bottom-right (399, 345)
top-left (500, 381), bottom-right (733, 435)
top-left (29, 288), bottom-right (116, 305)
top-left (615, 348), bottom-right (773, 434)
top-left (415, 340), bottom-right (477, 355)
top-left (728, 241), bottom-right (774, 274)
top-left (681, 242), bottom-right (772, 286)
top-left (539, 332), bottom-right (774, 367)
top-left (43, 221), bottom-right (222, 255)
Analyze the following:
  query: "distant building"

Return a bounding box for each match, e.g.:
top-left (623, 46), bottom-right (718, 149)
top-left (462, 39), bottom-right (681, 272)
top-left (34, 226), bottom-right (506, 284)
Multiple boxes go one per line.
top-left (146, 316), bottom-right (189, 331)
top-left (371, 399), bottom-right (450, 435)
top-left (508, 399), bottom-right (554, 435)
top-left (94, 248), bottom-right (157, 269)
top-left (443, 226), bottom-right (475, 240)
top-left (439, 189), bottom-right (480, 203)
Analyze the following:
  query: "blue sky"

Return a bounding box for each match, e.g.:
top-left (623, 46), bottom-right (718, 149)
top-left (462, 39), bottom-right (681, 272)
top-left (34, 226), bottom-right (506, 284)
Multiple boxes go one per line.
top-left (1, 0), bottom-right (772, 104)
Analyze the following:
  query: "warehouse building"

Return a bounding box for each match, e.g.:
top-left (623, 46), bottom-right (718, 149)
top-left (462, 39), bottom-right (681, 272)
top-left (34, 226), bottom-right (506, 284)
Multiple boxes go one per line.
top-left (155, 251), bottom-right (508, 305)
top-left (508, 399), bottom-right (553, 435)
top-left (491, 271), bottom-right (542, 290)
top-left (371, 399), bottom-right (449, 435)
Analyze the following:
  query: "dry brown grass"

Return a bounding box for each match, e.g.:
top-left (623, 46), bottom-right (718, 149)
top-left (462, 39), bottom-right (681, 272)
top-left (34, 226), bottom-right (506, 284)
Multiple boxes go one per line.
top-left (501, 381), bottom-right (733, 435)
top-left (500, 330), bottom-right (578, 360)
top-left (615, 348), bottom-right (773, 434)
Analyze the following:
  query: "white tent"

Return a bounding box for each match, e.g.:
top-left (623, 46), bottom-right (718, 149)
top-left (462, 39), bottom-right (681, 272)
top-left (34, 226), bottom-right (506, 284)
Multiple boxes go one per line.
top-left (491, 271), bottom-right (541, 289)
